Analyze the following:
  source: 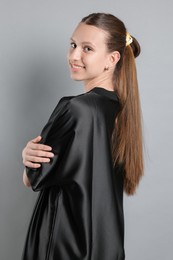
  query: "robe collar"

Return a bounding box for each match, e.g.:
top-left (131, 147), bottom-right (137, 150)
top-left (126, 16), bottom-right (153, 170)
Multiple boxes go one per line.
top-left (90, 87), bottom-right (119, 102)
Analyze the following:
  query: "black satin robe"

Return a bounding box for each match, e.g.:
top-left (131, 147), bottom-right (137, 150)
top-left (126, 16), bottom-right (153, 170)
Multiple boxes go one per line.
top-left (22, 87), bottom-right (125, 260)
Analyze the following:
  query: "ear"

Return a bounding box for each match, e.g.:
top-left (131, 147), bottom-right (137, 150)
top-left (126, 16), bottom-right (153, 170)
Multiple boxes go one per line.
top-left (108, 51), bottom-right (121, 68)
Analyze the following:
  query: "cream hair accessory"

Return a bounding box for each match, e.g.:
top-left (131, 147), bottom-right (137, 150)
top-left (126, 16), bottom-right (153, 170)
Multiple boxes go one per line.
top-left (126, 32), bottom-right (133, 46)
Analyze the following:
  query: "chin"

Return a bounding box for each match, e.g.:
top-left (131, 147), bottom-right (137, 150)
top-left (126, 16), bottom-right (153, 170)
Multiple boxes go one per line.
top-left (70, 75), bottom-right (83, 81)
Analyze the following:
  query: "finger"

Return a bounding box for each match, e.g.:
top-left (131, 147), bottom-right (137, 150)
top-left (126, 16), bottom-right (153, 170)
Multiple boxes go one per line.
top-left (24, 155), bottom-right (51, 163)
top-left (32, 136), bottom-right (52, 151)
top-left (32, 135), bottom-right (42, 143)
top-left (24, 161), bottom-right (41, 168)
top-left (29, 142), bottom-right (52, 151)
top-left (25, 149), bottom-right (54, 158)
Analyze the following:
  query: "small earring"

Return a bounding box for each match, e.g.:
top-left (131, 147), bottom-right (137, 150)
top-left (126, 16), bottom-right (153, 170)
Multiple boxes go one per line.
top-left (104, 66), bottom-right (109, 71)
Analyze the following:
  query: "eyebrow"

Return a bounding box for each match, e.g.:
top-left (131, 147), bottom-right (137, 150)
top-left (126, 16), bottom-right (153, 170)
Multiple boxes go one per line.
top-left (70, 38), bottom-right (96, 48)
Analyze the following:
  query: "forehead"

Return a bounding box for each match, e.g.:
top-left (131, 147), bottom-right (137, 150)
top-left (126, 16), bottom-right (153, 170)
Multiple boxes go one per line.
top-left (71, 23), bottom-right (108, 46)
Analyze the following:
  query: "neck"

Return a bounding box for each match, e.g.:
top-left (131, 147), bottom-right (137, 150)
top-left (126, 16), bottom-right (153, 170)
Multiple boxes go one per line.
top-left (83, 73), bottom-right (115, 93)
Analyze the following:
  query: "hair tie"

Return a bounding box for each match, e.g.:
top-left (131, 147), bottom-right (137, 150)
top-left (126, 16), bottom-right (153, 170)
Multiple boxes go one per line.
top-left (126, 32), bottom-right (133, 46)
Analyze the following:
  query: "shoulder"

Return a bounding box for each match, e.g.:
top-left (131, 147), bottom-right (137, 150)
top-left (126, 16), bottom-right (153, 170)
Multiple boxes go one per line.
top-left (55, 89), bottom-right (120, 120)
top-left (49, 92), bottom-right (98, 123)
top-left (67, 91), bottom-right (101, 119)
top-left (54, 92), bottom-right (95, 113)
top-left (69, 90), bottom-right (112, 110)
top-left (69, 90), bottom-right (120, 119)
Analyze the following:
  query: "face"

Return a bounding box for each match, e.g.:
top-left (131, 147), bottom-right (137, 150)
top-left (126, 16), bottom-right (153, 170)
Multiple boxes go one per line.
top-left (67, 23), bottom-right (115, 86)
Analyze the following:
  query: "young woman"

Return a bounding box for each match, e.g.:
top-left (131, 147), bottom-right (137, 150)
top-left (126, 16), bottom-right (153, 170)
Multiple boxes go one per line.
top-left (22, 13), bottom-right (144, 260)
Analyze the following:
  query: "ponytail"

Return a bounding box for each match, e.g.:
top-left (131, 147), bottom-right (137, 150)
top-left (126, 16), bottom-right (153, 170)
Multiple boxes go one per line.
top-left (112, 38), bottom-right (144, 195)
top-left (81, 13), bottom-right (144, 195)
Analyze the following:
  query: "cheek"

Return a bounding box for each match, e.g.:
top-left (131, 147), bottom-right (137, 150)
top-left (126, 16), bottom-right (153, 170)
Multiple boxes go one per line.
top-left (93, 56), bottom-right (106, 72)
top-left (86, 54), bottom-right (105, 69)
top-left (95, 53), bottom-right (107, 66)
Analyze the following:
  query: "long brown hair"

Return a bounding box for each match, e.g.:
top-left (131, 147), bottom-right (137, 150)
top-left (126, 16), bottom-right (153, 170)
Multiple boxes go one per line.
top-left (81, 13), bottom-right (144, 195)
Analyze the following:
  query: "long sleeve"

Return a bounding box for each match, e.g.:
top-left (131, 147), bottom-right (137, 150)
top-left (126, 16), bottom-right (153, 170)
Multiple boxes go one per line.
top-left (26, 96), bottom-right (75, 191)
top-left (22, 88), bottom-right (125, 260)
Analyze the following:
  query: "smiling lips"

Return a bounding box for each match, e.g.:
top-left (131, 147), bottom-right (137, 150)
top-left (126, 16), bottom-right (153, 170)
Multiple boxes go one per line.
top-left (70, 63), bottom-right (85, 71)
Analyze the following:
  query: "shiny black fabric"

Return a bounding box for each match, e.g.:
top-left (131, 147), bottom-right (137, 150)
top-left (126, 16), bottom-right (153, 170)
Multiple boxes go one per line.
top-left (22, 87), bottom-right (125, 260)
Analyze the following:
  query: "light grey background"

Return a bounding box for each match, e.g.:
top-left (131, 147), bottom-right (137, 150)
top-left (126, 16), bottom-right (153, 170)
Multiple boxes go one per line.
top-left (0, 0), bottom-right (172, 259)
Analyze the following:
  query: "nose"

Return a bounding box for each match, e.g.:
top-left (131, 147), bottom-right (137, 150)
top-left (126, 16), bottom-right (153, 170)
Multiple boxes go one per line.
top-left (69, 47), bottom-right (81, 61)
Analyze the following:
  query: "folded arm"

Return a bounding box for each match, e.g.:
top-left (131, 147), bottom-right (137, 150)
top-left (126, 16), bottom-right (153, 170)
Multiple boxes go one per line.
top-left (22, 98), bottom-right (75, 191)
top-left (22, 135), bottom-right (54, 187)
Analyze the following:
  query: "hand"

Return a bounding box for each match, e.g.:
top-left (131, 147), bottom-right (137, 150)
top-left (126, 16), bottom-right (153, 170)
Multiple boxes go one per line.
top-left (22, 135), bottom-right (54, 168)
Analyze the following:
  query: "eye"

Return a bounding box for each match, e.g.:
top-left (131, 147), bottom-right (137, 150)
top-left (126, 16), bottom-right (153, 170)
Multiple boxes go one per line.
top-left (70, 42), bottom-right (77, 49)
top-left (83, 46), bottom-right (93, 52)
